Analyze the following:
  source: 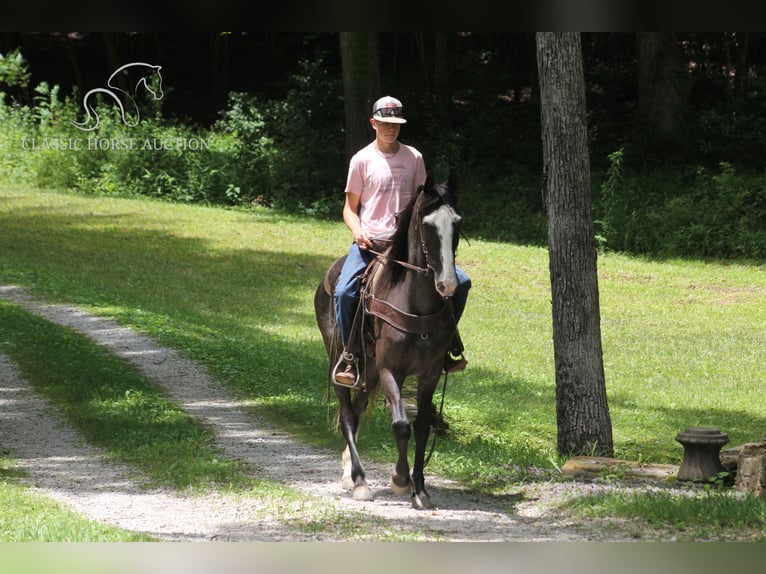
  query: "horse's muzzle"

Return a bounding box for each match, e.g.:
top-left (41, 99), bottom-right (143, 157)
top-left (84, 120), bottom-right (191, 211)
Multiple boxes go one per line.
top-left (435, 277), bottom-right (458, 298)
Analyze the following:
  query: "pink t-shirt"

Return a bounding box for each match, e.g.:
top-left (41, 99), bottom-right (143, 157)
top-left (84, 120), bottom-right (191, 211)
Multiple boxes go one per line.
top-left (344, 142), bottom-right (427, 239)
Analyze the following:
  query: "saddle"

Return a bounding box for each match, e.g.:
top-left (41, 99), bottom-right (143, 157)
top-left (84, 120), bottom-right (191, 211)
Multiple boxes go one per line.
top-left (322, 240), bottom-right (390, 362)
top-left (324, 241), bottom-right (463, 386)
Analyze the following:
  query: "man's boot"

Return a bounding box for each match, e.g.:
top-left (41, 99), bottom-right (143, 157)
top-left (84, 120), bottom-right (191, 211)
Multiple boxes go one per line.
top-left (443, 330), bottom-right (467, 374)
top-left (333, 351), bottom-right (360, 387)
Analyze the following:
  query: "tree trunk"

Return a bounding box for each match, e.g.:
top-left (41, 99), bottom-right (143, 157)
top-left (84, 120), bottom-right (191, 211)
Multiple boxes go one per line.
top-left (101, 33), bottom-right (126, 91)
top-left (734, 32), bottom-right (749, 106)
top-left (434, 32), bottom-right (451, 126)
top-left (340, 32), bottom-right (380, 161)
top-left (536, 32), bottom-right (614, 457)
top-left (211, 32), bottom-right (230, 96)
top-left (64, 36), bottom-right (83, 97)
top-left (636, 32), bottom-right (690, 139)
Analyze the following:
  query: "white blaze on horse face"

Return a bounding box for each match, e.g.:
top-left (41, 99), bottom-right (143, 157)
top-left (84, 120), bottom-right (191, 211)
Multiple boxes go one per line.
top-left (422, 204), bottom-right (460, 298)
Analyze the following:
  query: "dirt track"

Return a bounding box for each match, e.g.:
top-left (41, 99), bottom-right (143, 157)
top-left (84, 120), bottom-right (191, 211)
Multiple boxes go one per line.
top-left (1, 284), bottom-right (694, 541)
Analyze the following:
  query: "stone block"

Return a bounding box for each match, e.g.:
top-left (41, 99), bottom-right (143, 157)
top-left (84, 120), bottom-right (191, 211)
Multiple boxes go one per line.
top-left (735, 444), bottom-right (766, 497)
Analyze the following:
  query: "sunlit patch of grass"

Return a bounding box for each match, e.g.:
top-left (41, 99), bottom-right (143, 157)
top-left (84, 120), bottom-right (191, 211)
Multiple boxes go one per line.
top-left (564, 488), bottom-right (766, 541)
top-left (0, 480), bottom-right (156, 541)
top-left (0, 299), bottom-right (262, 491)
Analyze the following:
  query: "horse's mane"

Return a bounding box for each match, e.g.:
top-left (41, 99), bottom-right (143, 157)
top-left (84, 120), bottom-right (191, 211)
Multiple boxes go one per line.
top-left (384, 173), bottom-right (458, 284)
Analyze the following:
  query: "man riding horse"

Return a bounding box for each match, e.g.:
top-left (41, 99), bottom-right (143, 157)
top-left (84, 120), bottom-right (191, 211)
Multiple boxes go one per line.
top-left (333, 95), bottom-right (471, 387)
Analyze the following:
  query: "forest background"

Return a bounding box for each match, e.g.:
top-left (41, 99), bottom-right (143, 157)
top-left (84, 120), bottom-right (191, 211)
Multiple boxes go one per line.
top-left (1, 31), bottom-right (765, 261)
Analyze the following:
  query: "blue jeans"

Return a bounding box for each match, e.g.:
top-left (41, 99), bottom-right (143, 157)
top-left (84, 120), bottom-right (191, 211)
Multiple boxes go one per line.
top-left (334, 243), bottom-right (471, 345)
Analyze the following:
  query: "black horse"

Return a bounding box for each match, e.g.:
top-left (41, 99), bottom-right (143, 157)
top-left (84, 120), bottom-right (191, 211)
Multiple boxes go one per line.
top-left (314, 172), bottom-right (462, 509)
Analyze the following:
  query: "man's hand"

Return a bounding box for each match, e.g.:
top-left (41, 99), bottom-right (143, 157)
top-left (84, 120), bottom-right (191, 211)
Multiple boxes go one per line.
top-left (354, 230), bottom-right (373, 250)
top-left (343, 192), bottom-right (372, 249)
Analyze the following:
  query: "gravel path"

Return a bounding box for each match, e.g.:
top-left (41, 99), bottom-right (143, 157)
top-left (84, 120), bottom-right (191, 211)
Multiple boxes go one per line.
top-left (0, 284), bottom-right (680, 542)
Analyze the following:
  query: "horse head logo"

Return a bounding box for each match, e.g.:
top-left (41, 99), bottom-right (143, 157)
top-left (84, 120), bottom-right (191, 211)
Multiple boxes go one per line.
top-left (72, 62), bottom-right (164, 131)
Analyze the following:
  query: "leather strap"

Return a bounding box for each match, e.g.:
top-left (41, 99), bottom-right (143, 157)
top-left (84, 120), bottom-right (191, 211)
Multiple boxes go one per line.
top-left (365, 294), bottom-right (455, 336)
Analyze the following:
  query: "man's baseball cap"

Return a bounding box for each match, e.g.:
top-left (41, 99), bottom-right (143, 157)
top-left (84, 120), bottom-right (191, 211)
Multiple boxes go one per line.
top-left (372, 96), bottom-right (406, 124)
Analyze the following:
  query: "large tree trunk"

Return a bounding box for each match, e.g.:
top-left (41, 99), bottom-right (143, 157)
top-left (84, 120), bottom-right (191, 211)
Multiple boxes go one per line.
top-left (100, 33), bottom-right (126, 91)
top-left (433, 32), bottom-right (451, 126)
top-left (536, 32), bottom-right (614, 457)
top-left (211, 32), bottom-right (230, 96)
top-left (636, 32), bottom-right (690, 139)
top-left (339, 32), bottom-right (380, 161)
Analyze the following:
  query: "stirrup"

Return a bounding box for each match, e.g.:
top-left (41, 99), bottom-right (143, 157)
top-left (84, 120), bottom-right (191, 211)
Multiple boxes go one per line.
top-left (442, 352), bottom-right (468, 374)
top-left (333, 352), bottom-right (362, 388)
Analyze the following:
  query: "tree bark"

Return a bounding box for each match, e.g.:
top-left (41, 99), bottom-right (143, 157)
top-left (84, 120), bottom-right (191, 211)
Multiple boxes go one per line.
top-left (733, 32), bottom-right (749, 105)
top-left (636, 32), bottom-right (690, 139)
top-left (434, 32), bottom-right (451, 126)
top-left (536, 32), bottom-right (614, 457)
top-left (211, 32), bottom-right (230, 96)
top-left (101, 33), bottom-right (126, 91)
top-left (340, 32), bottom-right (380, 161)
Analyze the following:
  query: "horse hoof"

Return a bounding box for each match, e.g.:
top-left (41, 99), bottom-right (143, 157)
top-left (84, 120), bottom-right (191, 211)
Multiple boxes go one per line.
top-left (411, 492), bottom-right (433, 510)
top-left (352, 484), bottom-right (373, 501)
top-left (342, 475), bottom-right (355, 490)
top-left (390, 474), bottom-right (411, 495)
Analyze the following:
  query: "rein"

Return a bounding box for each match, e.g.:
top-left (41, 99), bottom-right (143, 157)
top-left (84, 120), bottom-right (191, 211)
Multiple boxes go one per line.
top-left (366, 203), bottom-right (438, 276)
top-left (423, 371), bottom-right (448, 468)
top-left (366, 247), bottom-right (430, 275)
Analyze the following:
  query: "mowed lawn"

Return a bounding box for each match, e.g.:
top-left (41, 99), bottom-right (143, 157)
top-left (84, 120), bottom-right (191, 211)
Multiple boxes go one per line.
top-left (0, 185), bottom-right (764, 487)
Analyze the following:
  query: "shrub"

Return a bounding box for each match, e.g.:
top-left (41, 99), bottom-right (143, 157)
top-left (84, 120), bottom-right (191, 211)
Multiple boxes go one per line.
top-left (595, 151), bottom-right (766, 260)
top-left (216, 56), bottom-right (345, 215)
top-left (1, 50), bottom-right (345, 215)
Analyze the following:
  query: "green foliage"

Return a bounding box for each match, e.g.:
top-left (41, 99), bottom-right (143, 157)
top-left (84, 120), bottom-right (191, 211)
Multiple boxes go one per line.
top-left (460, 167), bottom-right (547, 245)
top-left (213, 91), bottom-right (274, 205)
top-left (595, 151), bottom-right (766, 259)
top-left (0, 52), bottom-right (344, 216)
top-left (0, 48), bottom-right (30, 91)
top-left (216, 56), bottom-right (345, 215)
top-left (2, 44), bottom-right (766, 260)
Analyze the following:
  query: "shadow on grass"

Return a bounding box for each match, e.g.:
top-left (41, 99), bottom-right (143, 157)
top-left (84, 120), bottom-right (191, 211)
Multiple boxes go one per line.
top-left (0, 301), bottom-right (264, 490)
top-left (608, 390), bottom-right (766, 462)
top-left (1, 203), bottom-right (764, 487)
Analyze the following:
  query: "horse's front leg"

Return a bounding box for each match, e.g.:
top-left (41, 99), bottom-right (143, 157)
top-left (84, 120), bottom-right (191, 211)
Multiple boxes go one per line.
top-left (410, 376), bottom-right (440, 509)
top-left (335, 385), bottom-right (373, 501)
top-left (379, 367), bottom-right (412, 495)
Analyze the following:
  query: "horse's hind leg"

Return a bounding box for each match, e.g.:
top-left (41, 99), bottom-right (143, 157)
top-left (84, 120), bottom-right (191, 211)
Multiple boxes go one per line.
top-left (335, 386), bottom-right (373, 501)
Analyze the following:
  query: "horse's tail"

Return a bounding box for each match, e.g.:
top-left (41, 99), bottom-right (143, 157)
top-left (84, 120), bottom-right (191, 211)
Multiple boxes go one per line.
top-left (325, 328), bottom-right (340, 402)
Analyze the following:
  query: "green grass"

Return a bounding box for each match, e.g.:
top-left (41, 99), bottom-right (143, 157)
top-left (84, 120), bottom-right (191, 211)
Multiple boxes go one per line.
top-left (0, 460), bottom-right (155, 541)
top-left (0, 184), bottom-right (764, 494)
top-left (0, 299), bottom-right (262, 491)
top-left (564, 488), bottom-right (766, 541)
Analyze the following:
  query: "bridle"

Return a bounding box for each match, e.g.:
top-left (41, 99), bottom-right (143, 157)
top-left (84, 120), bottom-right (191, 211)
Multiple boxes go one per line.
top-left (367, 245), bottom-right (430, 276)
top-left (367, 194), bottom-right (459, 280)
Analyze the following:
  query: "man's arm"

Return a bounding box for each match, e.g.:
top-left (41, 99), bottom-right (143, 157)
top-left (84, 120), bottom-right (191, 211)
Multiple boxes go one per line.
top-left (343, 192), bottom-right (373, 249)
